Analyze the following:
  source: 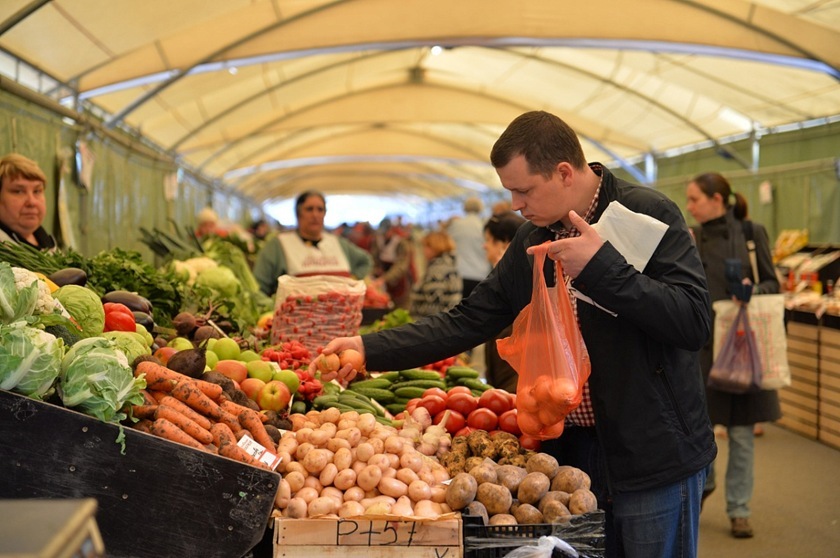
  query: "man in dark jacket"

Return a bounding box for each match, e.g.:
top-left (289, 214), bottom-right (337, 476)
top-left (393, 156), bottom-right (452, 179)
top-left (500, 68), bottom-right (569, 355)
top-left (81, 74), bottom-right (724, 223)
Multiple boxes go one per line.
top-left (315, 111), bottom-right (716, 558)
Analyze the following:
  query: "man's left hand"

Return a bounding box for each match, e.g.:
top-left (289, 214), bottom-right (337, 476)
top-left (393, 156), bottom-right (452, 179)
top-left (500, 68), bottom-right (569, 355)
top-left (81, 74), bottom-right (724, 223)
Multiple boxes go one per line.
top-left (537, 211), bottom-right (604, 278)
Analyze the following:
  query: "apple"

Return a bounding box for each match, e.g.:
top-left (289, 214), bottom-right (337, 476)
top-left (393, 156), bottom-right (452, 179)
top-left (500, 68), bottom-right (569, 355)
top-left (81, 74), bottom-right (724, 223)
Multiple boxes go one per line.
top-left (213, 338), bottom-right (241, 361)
top-left (214, 359), bottom-right (248, 384)
top-left (205, 338), bottom-right (217, 352)
top-left (258, 380), bottom-right (292, 412)
top-left (205, 350), bottom-right (219, 370)
top-left (153, 346), bottom-right (177, 365)
top-left (272, 368), bottom-right (301, 395)
top-left (168, 336), bottom-right (194, 351)
top-left (246, 360), bottom-right (274, 383)
top-left (239, 349), bottom-right (261, 363)
top-left (240, 378), bottom-right (267, 401)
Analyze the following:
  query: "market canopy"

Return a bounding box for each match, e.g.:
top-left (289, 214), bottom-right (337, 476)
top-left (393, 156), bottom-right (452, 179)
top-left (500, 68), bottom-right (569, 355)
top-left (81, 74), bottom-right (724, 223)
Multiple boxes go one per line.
top-left (1, 0), bottom-right (839, 204)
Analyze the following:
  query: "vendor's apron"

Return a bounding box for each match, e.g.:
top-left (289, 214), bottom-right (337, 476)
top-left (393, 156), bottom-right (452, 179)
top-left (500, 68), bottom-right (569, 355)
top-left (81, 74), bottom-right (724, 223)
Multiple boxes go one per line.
top-left (277, 231), bottom-right (352, 277)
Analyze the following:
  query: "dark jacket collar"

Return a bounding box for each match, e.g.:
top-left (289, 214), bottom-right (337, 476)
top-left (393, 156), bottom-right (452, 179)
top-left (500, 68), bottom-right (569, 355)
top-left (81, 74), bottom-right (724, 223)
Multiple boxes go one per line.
top-left (0, 221), bottom-right (56, 250)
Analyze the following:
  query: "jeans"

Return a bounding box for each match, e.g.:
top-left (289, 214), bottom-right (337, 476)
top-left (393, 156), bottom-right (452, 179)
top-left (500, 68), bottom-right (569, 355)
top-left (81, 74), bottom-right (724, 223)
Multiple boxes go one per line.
top-left (704, 424), bottom-right (754, 518)
top-left (609, 468), bottom-right (706, 558)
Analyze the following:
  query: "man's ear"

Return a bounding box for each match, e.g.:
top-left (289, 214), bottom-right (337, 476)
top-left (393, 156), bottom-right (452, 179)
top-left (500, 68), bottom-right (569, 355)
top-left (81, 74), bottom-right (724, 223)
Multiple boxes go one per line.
top-left (555, 162), bottom-right (574, 185)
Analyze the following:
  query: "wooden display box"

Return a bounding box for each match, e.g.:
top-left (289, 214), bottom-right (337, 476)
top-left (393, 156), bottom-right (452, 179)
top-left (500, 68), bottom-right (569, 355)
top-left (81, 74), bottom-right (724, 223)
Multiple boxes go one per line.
top-left (0, 389), bottom-right (280, 558)
top-left (273, 517), bottom-right (463, 558)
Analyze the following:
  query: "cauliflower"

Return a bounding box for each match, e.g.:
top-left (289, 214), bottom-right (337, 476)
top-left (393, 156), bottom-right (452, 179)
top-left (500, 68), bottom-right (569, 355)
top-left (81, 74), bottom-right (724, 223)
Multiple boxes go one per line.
top-left (12, 267), bottom-right (69, 317)
top-left (171, 256), bottom-right (218, 284)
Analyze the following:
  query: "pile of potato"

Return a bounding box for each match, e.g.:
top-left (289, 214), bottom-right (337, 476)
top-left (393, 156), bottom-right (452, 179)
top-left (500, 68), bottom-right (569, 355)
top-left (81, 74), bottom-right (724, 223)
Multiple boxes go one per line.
top-left (444, 432), bottom-right (597, 525)
top-left (272, 407), bottom-right (453, 519)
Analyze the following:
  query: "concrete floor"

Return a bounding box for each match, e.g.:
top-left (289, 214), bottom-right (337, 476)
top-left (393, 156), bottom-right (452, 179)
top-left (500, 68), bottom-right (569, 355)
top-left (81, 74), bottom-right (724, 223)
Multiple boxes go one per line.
top-left (698, 423), bottom-right (840, 558)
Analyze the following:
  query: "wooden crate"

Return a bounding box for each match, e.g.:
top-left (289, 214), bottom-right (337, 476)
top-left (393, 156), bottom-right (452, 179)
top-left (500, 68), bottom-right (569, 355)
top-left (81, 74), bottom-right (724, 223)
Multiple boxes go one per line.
top-left (273, 517), bottom-right (462, 558)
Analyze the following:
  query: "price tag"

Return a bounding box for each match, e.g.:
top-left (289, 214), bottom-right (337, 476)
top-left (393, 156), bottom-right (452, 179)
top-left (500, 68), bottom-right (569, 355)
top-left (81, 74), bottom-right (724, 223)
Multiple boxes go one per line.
top-left (237, 434), bottom-right (282, 470)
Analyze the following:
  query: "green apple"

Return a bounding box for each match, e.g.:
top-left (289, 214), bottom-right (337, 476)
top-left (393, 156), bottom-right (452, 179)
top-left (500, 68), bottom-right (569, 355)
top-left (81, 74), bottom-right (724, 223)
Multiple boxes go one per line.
top-left (205, 338), bottom-right (217, 352)
top-left (204, 349), bottom-right (219, 370)
top-left (246, 360), bottom-right (274, 383)
top-left (168, 336), bottom-right (194, 351)
top-left (213, 337), bottom-right (240, 361)
top-left (272, 368), bottom-right (300, 396)
top-left (239, 349), bottom-right (261, 363)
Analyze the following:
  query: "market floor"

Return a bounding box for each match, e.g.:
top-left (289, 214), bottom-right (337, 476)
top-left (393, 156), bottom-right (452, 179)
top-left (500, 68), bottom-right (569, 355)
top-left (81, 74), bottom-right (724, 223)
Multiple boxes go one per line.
top-left (698, 423), bottom-right (840, 558)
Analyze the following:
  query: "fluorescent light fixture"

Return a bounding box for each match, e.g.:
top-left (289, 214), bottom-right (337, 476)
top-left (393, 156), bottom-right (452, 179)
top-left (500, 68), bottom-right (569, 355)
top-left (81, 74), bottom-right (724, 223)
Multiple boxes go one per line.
top-left (430, 45), bottom-right (444, 56)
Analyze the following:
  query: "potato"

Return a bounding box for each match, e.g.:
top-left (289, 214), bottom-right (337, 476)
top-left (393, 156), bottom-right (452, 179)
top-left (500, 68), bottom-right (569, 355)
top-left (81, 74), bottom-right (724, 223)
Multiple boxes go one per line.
top-left (465, 456), bottom-right (485, 473)
top-left (551, 466), bottom-right (591, 493)
top-left (476, 483), bottom-right (513, 516)
top-left (465, 501), bottom-right (489, 525)
top-left (489, 514), bottom-right (517, 525)
top-left (286, 497), bottom-right (308, 518)
top-left (467, 430), bottom-right (496, 459)
top-left (378, 477), bottom-right (409, 499)
top-left (357, 464), bottom-right (383, 491)
top-left (469, 463), bottom-right (498, 485)
top-left (513, 503), bottom-right (544, 525)
top-left (308, 496), bottom-right (338, 517)
top-left (568, 488), bottom-right (598, 515)
top-left (517, 472), bottom-right (550, 505)
top-left (338, 500), bottom-right (365, 518)
top-left (538, 491), bottom-right (571, 514)
top-left (445, 472), bottom-right (478, 511)
top-left (495, 465), bottom-right (527, 494)
top-left (542, 500), bottom-right (571, 524)
top-left (525, 453), bottom-right (560, 479)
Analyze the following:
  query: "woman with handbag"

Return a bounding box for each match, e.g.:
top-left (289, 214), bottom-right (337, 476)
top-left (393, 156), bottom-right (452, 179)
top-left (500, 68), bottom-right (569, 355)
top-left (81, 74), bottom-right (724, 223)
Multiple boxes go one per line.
top-left (686, 172), bottom-right (781, 539)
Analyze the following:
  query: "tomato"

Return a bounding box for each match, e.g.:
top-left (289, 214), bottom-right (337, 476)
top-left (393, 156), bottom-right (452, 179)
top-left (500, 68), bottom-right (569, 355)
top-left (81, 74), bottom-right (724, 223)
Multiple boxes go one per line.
top-left (103, 302), bottom-right (134, 317)
top-left (446, 392), bottom-right (478, 416)
top-left (405, 398), bottom-right (421, 414)
top-left (422, 387), bottom-right (448, 401)
top-left (417, 395), bottom-right (446, 417)
top-left (434, 410), bottom-right (466, 435)
top-left (455, 426), bottom-right (476, 438)
top-left (518, 433), bottom-right (542, 451)
top-left (498, 409), bottom-right (521, 435)
top-left (479, 388), bottom-right (514, 415)
top-left (104, 311), bottom-right (136, 332)
top-left (446, 386), bottom-right (473, 396)
top-left (467, 407), bottom-right (498, 431)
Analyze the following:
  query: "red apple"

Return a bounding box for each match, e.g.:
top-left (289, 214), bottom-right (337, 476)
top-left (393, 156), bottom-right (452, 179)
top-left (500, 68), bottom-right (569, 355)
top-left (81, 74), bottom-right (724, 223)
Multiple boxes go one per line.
top-left (258, 380), bottom-right (292, 412)
top-left (240, 378), bottom-right (267, 401)
top-left (153, 346), bottom-right (177, 365)
top-left (214, 359), bottom-right (248, 384)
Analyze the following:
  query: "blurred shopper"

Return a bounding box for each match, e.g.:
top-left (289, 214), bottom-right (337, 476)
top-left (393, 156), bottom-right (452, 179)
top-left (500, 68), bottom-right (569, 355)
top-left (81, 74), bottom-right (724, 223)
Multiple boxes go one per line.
top-left (195, 207), bottom-right (220, 239)
top-left (491, 199), bottom-right (513, 216)
top-left (481, 211), bottom-right (526, 393)
top-left (253, 191), bottom-right (372, 296)
top-left (447, 196), bottom-right (491, 298)
top-left (686, 172), bottom-right (781, 539)
top-left (371, 218), bottom-right (415, 309)
top-left (0, 153), bottom-right (55, 250)
top-left (410, 230), bottom-right (462, 318)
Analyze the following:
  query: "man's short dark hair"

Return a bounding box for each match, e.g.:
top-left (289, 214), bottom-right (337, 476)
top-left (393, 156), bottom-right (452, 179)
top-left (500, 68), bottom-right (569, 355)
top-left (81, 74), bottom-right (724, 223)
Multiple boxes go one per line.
top-left (490, 111), bottom-right (587, 177)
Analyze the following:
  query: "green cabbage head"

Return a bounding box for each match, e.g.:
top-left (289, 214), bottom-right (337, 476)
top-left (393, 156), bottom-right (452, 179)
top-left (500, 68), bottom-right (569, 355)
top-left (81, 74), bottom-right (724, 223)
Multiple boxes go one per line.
top-left (0, 321), bottom-right (64, 399)
top-left (59, 337), bottom-right (146, 422)
top-left (53, 285), bottom-right (105, 338)
top-left (194, 265), bottom-right (240, 298)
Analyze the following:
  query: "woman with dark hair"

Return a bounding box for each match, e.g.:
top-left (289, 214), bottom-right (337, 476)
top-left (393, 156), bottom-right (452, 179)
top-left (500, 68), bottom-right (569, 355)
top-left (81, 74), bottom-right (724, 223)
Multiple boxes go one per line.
top-left (686, 172), bottom-right (781, 539)
top-left (253, 191), bottom-right (372, 296)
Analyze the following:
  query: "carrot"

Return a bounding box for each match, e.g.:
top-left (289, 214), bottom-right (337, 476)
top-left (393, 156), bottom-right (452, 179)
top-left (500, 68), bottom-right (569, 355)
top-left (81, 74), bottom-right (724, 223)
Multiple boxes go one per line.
top-left (210, 422), bottom-right (238, 448)
top-left (170, 381), bottom-right (223, 420)
top-left (159, 395), bottom-right (213, 430)
top-left (217, 409), bottom-right (243, 435)
top-left (131, 404), bottom-right (159, 420)
top-left (220, 399), bottom-right (269, 423)
top-left (218, 441), bottom-right (269, 470)
top-left (135, 361), bottom-right (179, 392)
top-left (134, 419), bottom-right (154, 433)
top-left (155, 405), bottom-right (213, 445)
top-left (149, 418), bottom-right (206, 451)
top-left (139, 389), bottom-right (158, 406)
top-left (191, 378), bottom-right (223, 401)
top-left (238, 408), bottom-right (277, 453)
top-left (149, 389), bottom-right (168, 403)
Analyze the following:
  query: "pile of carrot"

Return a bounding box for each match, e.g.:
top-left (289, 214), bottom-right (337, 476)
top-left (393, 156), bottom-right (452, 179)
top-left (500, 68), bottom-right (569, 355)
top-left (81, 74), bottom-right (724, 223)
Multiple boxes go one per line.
top-left (132, 361), bottom-right (277, 470)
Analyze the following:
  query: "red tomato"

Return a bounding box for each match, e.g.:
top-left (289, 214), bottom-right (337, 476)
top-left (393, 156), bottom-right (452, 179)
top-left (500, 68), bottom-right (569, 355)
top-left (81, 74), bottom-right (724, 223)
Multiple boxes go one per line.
top-left (455, 426), bottom-right (476, 438)
top-left (422, 387), bottom-right (448, 401)
top-left (104, 311), bottom-right (136, 332)
top-left (518, 433), bottom-right (542, 451)
top-left (479, 389), bottom-right (514, 415)
top-left (417, 395), bottom-right (446, 417)
top-left (434, 410), bottom-right (466, 435)
top-left (446, 392), bottom-right (478, 416)
top-left (103, 302), bottom-right (134, 318)
top-left (498, 409), bottom-right (522, 435)
top-left (467, 407), bottom-right (498, 431)
top-left (446, 386), bottom-right (473, 396)
top-left (405, 398), bottom-right (421, 414)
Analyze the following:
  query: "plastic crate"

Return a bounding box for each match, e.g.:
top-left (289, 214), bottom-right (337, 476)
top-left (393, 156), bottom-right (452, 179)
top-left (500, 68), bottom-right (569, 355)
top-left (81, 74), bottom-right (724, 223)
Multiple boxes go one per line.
top-left (462, 511), bottom-right (605, 558)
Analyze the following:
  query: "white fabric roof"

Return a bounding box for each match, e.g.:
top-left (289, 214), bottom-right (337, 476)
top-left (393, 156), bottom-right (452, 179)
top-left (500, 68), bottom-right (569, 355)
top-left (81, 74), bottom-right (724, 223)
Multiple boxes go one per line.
top-left (2, 0), bottom-right (839, 203)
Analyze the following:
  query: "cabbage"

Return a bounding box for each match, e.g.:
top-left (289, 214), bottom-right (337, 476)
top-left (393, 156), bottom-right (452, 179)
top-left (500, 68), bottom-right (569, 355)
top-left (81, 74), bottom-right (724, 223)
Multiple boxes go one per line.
top-left (0, 262), bottom-right (39, 323)
top-left (58, 337), bottom-right (146, 422)
top-left (102, 330), bottom-right (151, 363)
top-left (53, 285), bottom-right (105, 338)
top-left (0, 321), bottom-right (64, 399)
top-left (194, 265), bottom-right (240, 298)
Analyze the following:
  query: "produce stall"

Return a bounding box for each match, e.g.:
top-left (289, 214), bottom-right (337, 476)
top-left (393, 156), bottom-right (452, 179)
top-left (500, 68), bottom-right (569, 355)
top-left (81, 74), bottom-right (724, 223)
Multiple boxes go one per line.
top-left (0, 389), bottom-right (280, 558)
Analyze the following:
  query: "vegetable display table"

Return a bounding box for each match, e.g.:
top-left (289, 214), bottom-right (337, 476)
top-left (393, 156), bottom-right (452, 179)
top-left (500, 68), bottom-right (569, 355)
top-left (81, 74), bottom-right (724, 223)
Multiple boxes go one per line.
top-left (0, 389), bottom-right (279, 558)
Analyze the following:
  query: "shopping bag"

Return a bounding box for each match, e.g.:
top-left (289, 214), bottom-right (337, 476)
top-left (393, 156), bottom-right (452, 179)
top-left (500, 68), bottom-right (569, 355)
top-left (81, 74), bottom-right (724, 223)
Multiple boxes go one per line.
top-left (496, 243), bottom-right (591, 440)
top-left (708, 305), bottom-right (763, 394)
top-left (712, 294), bottom-right (790, 390)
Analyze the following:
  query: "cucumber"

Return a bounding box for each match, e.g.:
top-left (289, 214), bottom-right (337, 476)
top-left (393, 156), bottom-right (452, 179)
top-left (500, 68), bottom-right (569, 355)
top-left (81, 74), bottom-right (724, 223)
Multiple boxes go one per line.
top-left (394, 386), bottom-right (427, 399)
top-left (399, 368), bottom-right (443, 381)
top-left (445, 366), bottom-right (481, 379)
top-left (346, 387), bottom-right (396, 404)
top-left (348, 377), bottom-right (393, 390)
top-left (338, 394), bottom-right (379, 414)
top-left (459, 378), bottom-right (492, 391)
top-left (290, 400), bottom-right (307, 414)
top-left (377, 371), bottom-right (401, 382)
top-left (389, 379), bottom-right (447, 391)
top-left (312, 394), bottom-right (339, 409)
top-left (386, 403), bottom-right (407, 415)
